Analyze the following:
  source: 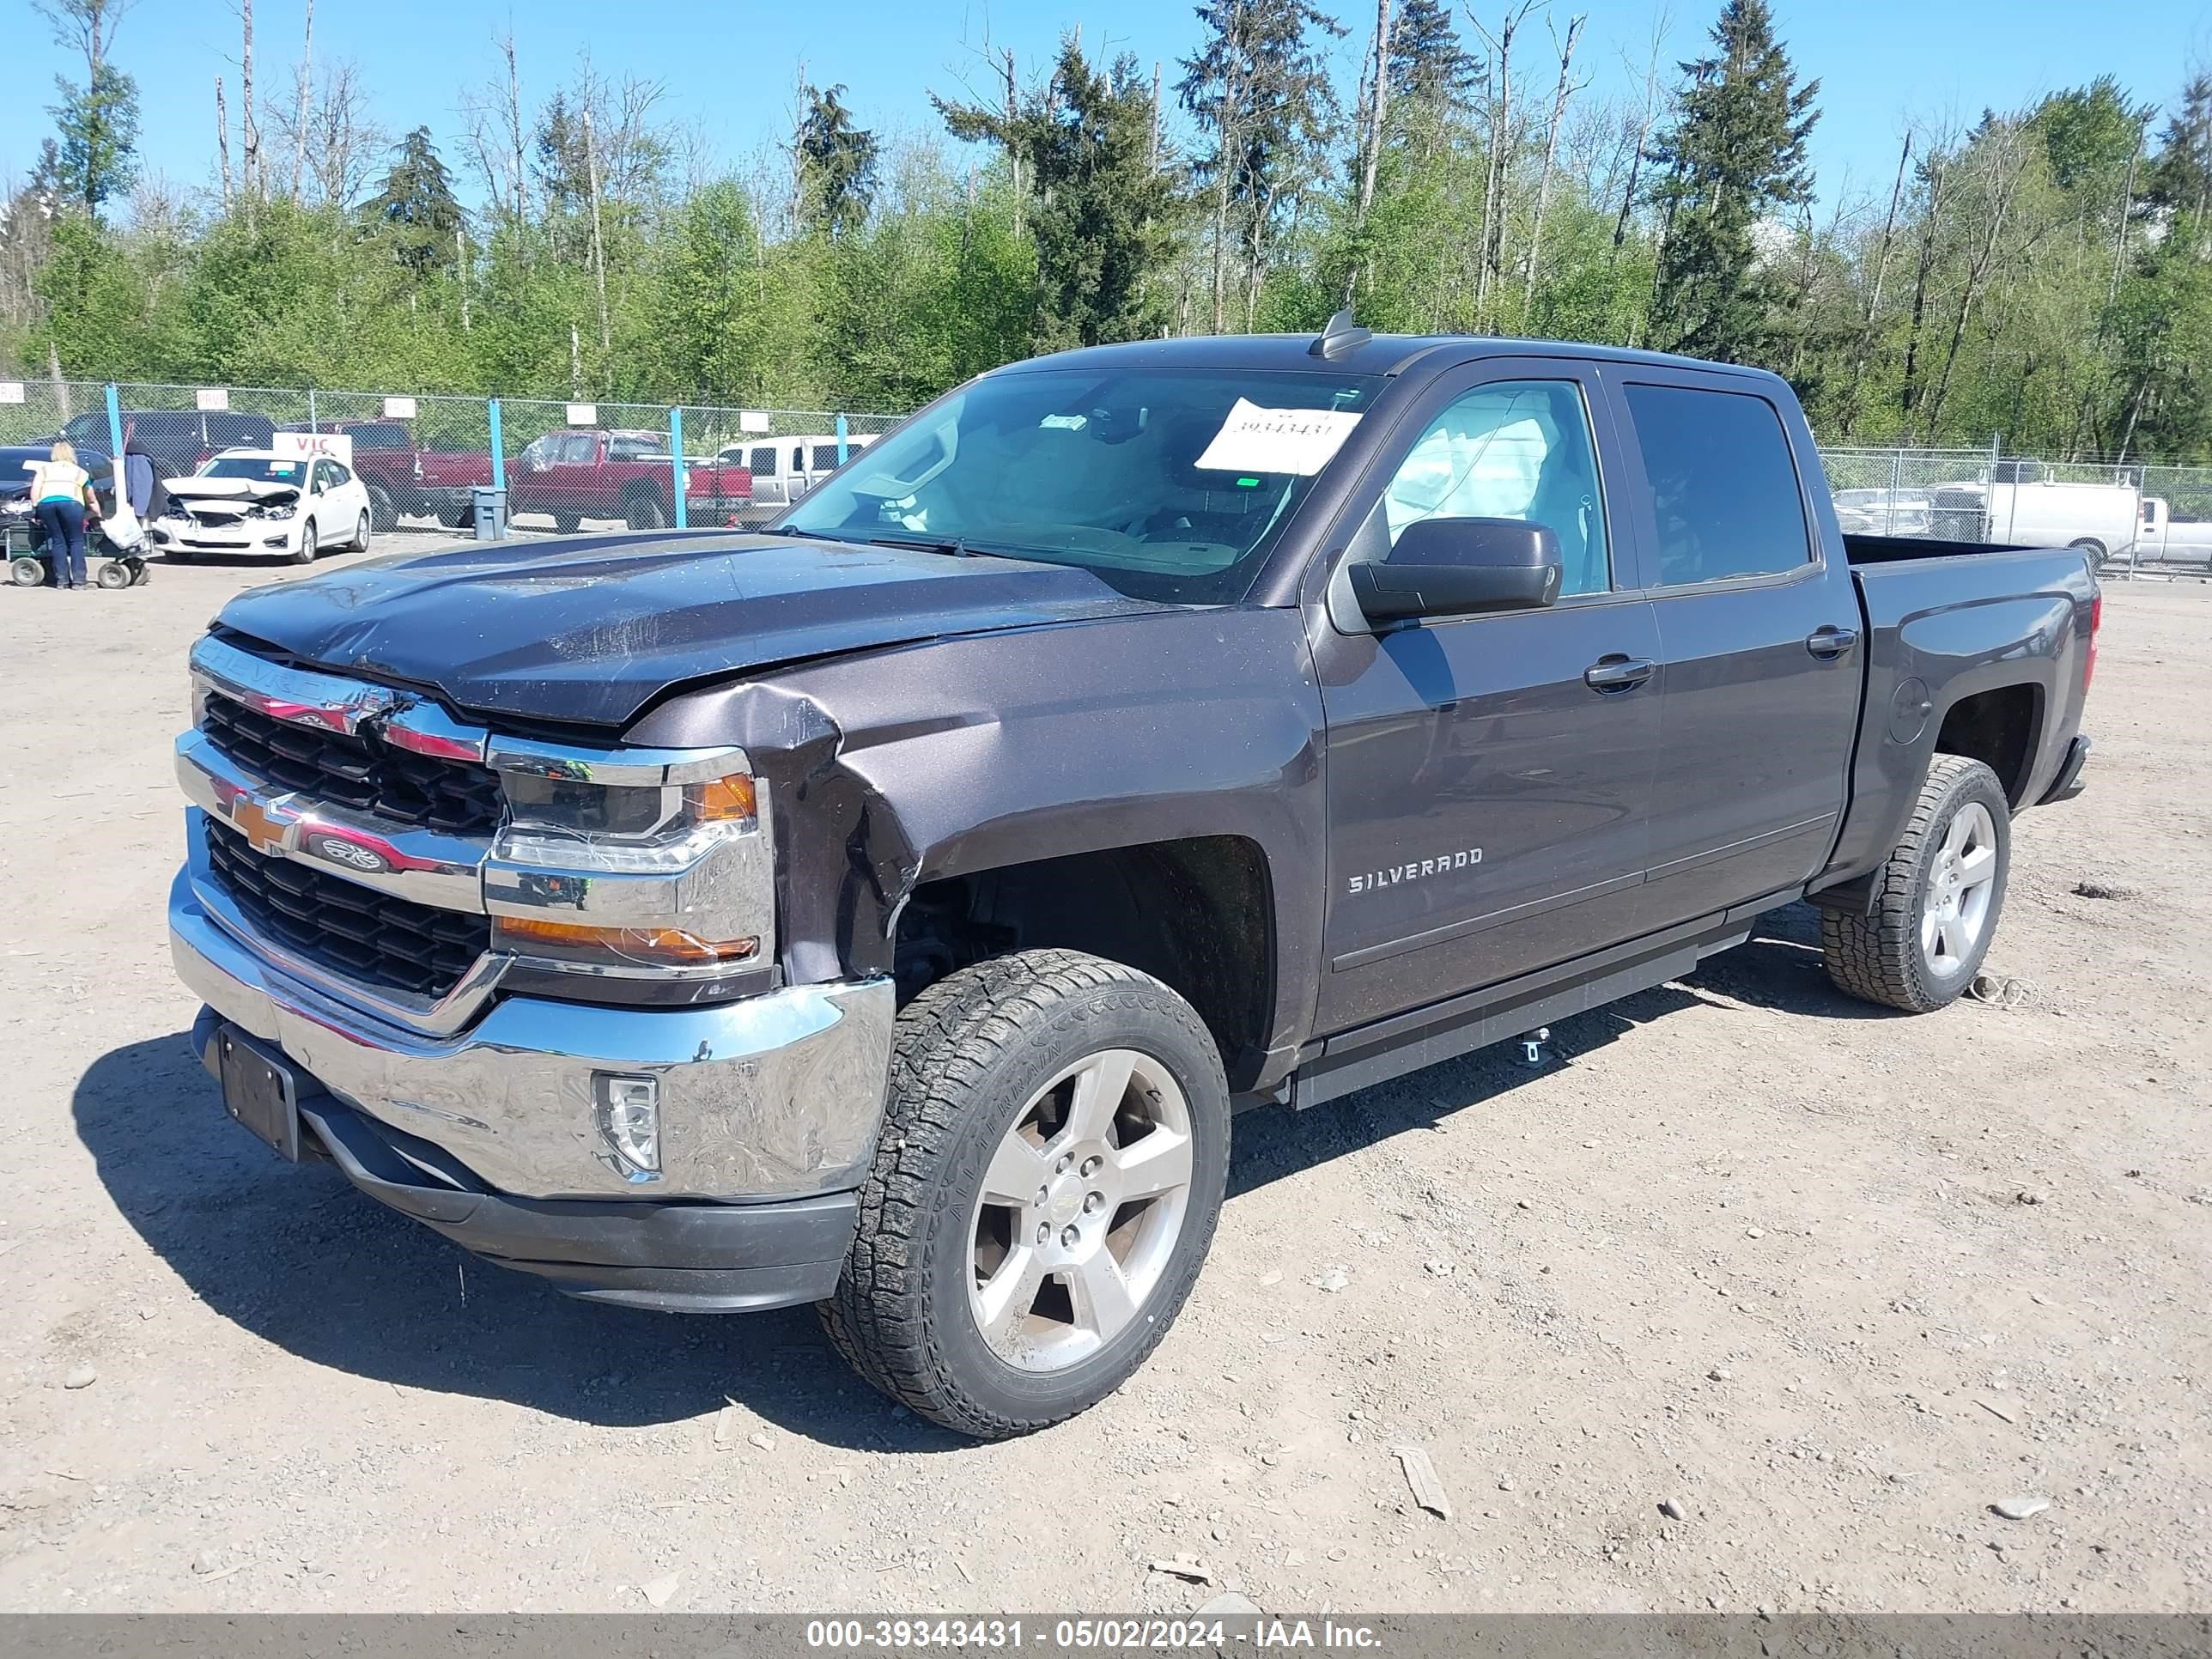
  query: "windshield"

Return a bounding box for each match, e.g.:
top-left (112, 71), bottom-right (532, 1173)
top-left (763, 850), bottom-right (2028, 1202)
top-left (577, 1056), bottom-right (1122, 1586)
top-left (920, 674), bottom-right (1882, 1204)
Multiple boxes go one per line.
top-left (776, 366), bottom-right (1384, 604)
top-left (202, 457), bottom-right (306, 484)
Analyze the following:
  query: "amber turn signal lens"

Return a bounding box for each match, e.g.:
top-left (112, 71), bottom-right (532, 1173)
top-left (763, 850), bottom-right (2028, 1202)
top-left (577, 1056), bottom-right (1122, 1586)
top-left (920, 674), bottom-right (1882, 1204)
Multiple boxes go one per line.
top-left (687, 774), bottom-right (757, 823)
top-left (495, 916), bottom-right (758, 964)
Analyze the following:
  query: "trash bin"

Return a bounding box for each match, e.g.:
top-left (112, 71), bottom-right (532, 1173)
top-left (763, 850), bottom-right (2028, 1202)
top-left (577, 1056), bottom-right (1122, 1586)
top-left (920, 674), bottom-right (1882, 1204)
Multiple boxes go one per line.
top-left (471, 486), bottom-right (508, 542)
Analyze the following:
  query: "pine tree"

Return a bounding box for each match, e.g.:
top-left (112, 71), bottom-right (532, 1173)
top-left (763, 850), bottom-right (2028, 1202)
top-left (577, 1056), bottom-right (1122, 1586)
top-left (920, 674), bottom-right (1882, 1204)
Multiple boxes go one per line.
top-left (2147, 71), bottom-right (2212, 243)
top-left (797, 84), bottom-right (880, 236)
top-left (937, 37), bottom-right (1175, 350)
top-left (365, 127), bottom-right (464, 274)
top-left (1389, 0), bottom-right (1481, 113)
top-left (1646, 0), bottom-right (1819, 363)
top-left (1177, 0), bottom-right (1347, 331)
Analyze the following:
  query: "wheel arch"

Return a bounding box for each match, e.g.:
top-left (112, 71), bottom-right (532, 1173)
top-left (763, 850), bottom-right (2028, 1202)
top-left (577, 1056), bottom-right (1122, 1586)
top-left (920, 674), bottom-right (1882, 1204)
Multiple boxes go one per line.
top-left (1933, 681), bottom-right (2045, 806)
top-left (893, 836), bottom-right (1279, 1093)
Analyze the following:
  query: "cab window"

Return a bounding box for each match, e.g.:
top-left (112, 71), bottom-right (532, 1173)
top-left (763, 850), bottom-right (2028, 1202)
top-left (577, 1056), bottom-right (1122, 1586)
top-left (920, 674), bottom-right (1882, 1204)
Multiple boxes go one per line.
top-left (1375, 380), bottom-right (1611, 596)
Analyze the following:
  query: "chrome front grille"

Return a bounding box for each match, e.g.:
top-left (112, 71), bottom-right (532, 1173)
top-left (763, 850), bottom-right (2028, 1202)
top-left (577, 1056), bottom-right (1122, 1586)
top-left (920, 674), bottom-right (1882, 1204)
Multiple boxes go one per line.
top-left (203, 819), bottom-right (490, 999)
top-left (201, 691), bottom-right (504, 836)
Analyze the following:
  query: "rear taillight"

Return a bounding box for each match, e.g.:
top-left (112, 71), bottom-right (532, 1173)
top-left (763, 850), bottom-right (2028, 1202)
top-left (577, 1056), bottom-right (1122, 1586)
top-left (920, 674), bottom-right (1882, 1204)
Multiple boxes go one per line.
top-left (2085, 593), bottom-right (2103, 691)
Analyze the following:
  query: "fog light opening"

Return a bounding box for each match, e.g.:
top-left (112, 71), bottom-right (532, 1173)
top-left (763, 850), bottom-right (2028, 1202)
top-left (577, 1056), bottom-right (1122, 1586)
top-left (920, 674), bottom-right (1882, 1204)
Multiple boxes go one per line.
top-left (592, 1073), bottom-right (662, 1176)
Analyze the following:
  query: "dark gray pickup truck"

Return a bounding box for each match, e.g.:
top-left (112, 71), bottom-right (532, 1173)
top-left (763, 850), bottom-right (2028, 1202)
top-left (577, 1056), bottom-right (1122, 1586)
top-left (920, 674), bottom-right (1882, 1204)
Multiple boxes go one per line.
top-left (168, 323), bottom-right (2096, 1437)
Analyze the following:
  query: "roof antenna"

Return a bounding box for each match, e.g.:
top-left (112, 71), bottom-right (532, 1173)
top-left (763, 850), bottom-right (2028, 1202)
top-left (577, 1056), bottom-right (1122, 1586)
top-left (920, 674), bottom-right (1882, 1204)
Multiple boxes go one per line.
top-left (1310, 307), bottom-right (1372, 360)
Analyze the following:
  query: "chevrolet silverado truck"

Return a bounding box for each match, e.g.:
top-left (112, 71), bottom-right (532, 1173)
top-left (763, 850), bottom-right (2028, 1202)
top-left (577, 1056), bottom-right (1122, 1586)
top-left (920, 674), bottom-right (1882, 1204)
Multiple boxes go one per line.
top-left (167, 324), bottom-right (2096, 1438)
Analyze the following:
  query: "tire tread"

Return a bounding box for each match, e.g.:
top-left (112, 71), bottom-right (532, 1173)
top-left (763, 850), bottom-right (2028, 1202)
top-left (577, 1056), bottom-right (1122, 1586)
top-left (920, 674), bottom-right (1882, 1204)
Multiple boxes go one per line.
top-left (819, 948), bottom-right (1226, 1438)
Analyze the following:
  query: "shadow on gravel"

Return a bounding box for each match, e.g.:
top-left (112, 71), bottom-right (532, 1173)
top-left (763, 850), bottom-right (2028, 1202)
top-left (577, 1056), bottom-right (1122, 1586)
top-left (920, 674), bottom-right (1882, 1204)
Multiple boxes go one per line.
top-left (75, 908), bottom-right (1881, 1445)
top-left (70, 1032), bottom-right (958, 1453)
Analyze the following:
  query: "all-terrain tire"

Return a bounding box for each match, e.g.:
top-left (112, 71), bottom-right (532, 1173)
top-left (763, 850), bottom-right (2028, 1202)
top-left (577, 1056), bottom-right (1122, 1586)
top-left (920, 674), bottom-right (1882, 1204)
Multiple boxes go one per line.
top-left (367, 484), bottom-right (397, 533)
top-left (1821, 753), bottom-right (2011, 1012)
top-left (819, 949), bottom-right (1231, 1439)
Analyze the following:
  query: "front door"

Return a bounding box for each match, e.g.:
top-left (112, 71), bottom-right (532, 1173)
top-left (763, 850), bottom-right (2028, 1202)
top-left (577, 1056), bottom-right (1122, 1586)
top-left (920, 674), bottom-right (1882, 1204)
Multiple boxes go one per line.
top-left (1313, 362), bottom-right (1663, 1037)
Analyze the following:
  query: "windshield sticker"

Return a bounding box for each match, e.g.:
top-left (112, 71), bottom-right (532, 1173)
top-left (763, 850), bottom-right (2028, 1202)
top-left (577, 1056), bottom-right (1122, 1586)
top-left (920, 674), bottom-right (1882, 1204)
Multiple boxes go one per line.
top-left (1194, 398), bottom-right (1364, 477)
top-left (1039, 413), bottom-right (1088, 430)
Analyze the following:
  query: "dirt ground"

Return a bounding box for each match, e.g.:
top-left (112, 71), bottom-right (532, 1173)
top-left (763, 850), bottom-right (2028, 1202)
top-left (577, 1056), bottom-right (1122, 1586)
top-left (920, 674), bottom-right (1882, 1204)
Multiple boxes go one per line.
top-left (0, 537), bottom-right (2205, 1616)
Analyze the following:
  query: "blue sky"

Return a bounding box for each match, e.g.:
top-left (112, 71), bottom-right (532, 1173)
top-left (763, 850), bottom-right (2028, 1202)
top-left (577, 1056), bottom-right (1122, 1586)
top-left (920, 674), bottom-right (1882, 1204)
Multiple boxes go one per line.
top-left (7, 0), bottom-right (2209, 217)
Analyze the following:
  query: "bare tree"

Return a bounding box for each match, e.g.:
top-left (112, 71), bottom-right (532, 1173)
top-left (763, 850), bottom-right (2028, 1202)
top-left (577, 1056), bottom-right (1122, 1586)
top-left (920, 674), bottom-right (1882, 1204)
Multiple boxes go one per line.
top-left (304, 59), bottom-right (384, 208)
top-left (216, 75), bottom-right (234, 209)
top-left (460, 31), bottom-right (531, 223)
top-left (1355, 0), bottom-right (1392, 226)
top-left (1838, 131), bottom-right (1911, 435)
top-left (1520, 10), bottom-right (1587, 315)
top-left (1470, 0), bottom-right (1538, 331)
top-left (33, 0), bottom-right (133, 82)
top-left (1610, 11), bottom-right (1668, 257)
top-left (240, 0), bottom-right (262, 202)
top-left (583, 104), bottom-right (612, 356)
top-left (1923, 122), bottom-right (2030, 436)
top-left (282, 0), bottom-right (310, 198)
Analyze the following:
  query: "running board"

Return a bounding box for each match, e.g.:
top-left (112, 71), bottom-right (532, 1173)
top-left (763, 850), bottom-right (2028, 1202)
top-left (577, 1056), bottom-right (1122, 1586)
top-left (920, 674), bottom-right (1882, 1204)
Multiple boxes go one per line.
top-left (1286, 906), bottom-right (1778, 1112)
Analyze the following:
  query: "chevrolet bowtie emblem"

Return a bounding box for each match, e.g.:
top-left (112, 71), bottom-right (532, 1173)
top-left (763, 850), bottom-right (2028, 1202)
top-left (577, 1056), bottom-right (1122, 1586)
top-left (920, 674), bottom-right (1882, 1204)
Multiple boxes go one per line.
top-left (231, 798), bottom-right (294, 856)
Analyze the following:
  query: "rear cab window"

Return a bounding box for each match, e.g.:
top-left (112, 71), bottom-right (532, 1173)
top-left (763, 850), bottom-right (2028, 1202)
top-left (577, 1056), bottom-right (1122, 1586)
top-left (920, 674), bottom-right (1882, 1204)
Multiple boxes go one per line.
top-left (1620, 383), bottom-right (1812, 586)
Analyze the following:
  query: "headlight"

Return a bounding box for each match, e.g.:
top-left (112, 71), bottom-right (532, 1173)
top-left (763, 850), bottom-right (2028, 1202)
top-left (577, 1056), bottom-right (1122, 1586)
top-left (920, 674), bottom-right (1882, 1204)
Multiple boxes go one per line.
top-left (486, 763), bottom-right (769, 975)
top-left (258, 502), bottom-right (296, 520)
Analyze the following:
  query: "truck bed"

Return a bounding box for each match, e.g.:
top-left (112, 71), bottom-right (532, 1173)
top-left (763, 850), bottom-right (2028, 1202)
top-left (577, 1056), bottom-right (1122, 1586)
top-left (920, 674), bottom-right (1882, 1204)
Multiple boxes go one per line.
top-left (1841, 532), bottom-right (2039, 565)
top-left (1816, 535), bottom-right (2097, 894)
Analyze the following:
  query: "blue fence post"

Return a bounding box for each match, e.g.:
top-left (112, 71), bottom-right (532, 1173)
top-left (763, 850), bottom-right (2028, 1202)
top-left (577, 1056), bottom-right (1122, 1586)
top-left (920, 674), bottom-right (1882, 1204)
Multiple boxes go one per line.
top-left (488, 399), bottom-right (505, 491)
top-left (836, 412), bottom-right (848, 465)
top-left (104, 383), bottom-right (124, 459)
top-left (671, 407), bottom-right (688, 529)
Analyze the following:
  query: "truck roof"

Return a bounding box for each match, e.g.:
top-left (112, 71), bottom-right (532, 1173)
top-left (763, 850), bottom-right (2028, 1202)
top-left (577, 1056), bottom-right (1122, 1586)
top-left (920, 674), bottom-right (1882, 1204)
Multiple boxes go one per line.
top-left (1011, 331), bottom-right (1792, 386)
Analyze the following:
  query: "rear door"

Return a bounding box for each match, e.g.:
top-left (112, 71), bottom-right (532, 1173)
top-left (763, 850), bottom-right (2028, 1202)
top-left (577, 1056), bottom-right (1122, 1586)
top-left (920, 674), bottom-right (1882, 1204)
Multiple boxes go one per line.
top-left (1312, 358), bottom-right (1663, 1035)
top-left (1603, 373), bottom-right (1862, 930)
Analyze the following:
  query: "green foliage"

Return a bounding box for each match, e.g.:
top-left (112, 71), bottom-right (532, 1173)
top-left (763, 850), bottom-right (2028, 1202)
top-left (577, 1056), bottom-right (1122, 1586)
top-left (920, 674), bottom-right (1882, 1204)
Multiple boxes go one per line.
top-left (46, 63), bottom-right (138, 219)
top-left (363, 128), bottom-right (465, 275)
top-left (797, 86), bottom-right (881, 236)
top-left (1647, 0), bottom-right (1820, 363)
top-left (5, 0), bottom-right (2210, 468)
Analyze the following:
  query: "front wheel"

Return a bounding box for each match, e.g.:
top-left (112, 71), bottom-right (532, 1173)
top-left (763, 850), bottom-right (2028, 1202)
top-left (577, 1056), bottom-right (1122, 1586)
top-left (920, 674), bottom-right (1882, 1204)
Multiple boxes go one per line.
top-left (820, 949), bottom-right (1230, 1439)
top-left (291, 521), bottom-right (318, 564)
top-left (1822, 754), bottom-right (2011, 1012)
top-left (94, 560), bottom-right (133, 590)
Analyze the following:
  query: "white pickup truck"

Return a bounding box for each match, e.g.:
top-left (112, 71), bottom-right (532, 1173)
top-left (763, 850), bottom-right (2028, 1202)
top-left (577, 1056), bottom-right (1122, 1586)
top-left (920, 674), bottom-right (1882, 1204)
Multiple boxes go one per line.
top-left (2134, 498), bottom-right (2212, 572)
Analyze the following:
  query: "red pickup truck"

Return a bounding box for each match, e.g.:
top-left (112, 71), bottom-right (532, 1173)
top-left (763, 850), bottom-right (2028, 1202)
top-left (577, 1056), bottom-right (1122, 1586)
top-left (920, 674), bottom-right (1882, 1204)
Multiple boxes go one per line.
top-left (312, 421), bottom-right (494, 532)
top-left (511, 428), bottom-right (753, 532)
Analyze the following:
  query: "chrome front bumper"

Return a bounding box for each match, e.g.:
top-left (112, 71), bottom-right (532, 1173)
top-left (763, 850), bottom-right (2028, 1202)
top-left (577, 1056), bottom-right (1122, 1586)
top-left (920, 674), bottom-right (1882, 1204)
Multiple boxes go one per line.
top-left (171, 867), bottom-right (896, 1202)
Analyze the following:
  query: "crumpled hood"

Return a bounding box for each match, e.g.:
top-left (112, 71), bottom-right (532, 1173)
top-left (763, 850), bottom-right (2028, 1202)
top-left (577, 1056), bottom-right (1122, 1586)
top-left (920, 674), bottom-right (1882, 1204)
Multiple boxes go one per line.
top-left (215, 530), bottom-right (1167, 728)
top-left (170, 477), bottom-right (301, 503)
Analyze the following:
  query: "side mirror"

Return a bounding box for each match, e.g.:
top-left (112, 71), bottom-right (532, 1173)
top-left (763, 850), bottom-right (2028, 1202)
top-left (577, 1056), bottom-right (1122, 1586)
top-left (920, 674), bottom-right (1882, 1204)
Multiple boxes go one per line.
top-left (1350, 517), bottom-right (1564, 626)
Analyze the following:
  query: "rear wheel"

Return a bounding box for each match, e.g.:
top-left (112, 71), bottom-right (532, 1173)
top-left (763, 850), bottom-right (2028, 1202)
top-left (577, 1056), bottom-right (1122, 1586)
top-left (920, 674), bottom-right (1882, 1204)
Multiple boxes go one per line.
top-left (94, 561), bottom-right (132, 589)
top-left (291, 521), bottom-right (319, 565)
top-left (624, 493), bottom-right (668, 531)
top-left (554, 514), bottom-right (582, 535)
top-left (820, 949), bottom-right (1230, 1439)
top-left (440, 505), bottom-right (471, 530)
top-left (1822, 754), bottom-right (2011, 1013)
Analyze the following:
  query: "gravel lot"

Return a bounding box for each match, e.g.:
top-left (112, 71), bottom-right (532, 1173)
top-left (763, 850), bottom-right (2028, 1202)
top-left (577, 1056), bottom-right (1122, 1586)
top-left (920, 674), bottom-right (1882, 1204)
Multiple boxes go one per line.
top-left (0, 539), bottom-right (2205, 1615)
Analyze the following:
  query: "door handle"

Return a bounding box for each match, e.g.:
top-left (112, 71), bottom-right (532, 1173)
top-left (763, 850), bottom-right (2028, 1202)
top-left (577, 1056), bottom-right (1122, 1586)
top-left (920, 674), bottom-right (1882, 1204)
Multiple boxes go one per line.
top-left (1583, 654), bottom-right (1656, 693)
top-left (1806, 624), bottom-right (1860, 660)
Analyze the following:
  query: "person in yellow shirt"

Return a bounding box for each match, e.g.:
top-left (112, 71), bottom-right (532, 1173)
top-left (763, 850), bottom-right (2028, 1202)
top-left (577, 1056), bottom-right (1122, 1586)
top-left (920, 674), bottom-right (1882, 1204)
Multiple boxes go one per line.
top-left (26, 441), bottom-right (98, 590)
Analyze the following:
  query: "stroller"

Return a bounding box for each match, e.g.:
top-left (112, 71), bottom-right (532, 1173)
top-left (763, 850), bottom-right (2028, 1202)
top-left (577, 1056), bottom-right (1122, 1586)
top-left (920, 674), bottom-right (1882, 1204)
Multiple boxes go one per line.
top-left (4, 486), bottom-right (150, 590)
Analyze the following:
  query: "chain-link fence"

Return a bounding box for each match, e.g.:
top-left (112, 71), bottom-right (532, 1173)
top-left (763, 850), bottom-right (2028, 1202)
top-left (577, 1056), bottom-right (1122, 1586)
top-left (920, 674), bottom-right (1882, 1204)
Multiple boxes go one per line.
top-left (1815, 443), bottom-right (2212, 580)
top-left (11, 372), bottom-right (2212, 578)
top-left (0, 374), bottom-right (907, 544)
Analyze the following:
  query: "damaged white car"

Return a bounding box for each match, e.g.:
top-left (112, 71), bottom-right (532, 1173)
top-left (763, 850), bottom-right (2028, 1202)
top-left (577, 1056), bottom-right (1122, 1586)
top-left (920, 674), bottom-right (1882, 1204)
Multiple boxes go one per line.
top-left (155, 450), bottom-right (373, 564)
